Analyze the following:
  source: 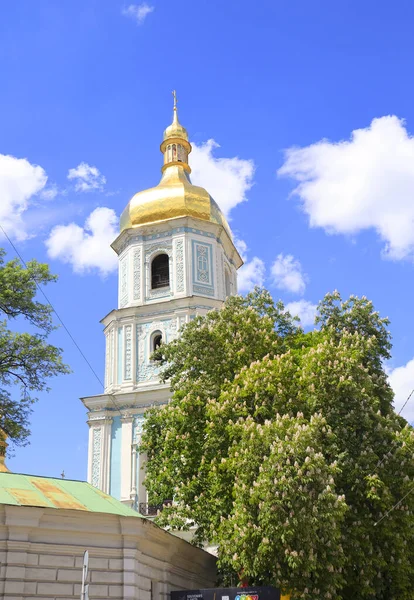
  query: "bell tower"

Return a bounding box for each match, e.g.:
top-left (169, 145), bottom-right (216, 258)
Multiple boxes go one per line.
top-left (82, 95), bottom-right (243, 510)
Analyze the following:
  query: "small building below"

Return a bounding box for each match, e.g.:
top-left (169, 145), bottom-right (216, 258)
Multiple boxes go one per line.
top-left (0, 472), bottom-right (216, 599)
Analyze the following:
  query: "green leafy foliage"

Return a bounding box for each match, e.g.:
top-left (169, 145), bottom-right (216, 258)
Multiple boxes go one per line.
top-left (141, 289), bottom-right (414, 599)
top-left (0, 249), bottom-right (70, 446)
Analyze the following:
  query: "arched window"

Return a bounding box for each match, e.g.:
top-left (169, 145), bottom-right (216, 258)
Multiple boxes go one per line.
top-left (151, 254), bottom-right (170, 289)
top-left (225, 270), bottom-right (231, 297)
top-left (152, 331), bottom-right (162, 352)
top-left (172, 144), bottom-right (177, 161)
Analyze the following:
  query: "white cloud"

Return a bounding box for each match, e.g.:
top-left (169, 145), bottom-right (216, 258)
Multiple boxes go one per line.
top-left (271, 253), bottom-right (307, 294)
top-left (285, 299), bottom-right (317, 328)
top-left (190, 142), bottom-right (259, 291)
top-left (238, 257), bottom-right (265, 293)
top-left (278, 115), bottom-right (414, 261)
top-left (67, 162), bottom-right (106, 192)
top-left (122, 3), bottom-right (154, 24)
top-left (388, 358), bottom-right (414, 424)
top-left (190, 139), bottom-right (255, 218)
top-left (0, 153), bottom-right (47, 240)
top-left (235, 237), bottom-right (248, 261)
top-left (234, 237), bottom-right (265, 293)
top-left (40, 184), bottom-right (60, 201)
top-left (45, 207), bottom-right (118, 276)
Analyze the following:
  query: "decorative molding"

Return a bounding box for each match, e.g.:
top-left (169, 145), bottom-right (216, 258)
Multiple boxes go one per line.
top-left (145, 243), bottom-right (173, 301)
top-left (124, 325), bottom-right (132, 380)
top-left (120, 257), bottom-right (128, 308)
top-left (196, 243), bottom-right (209, 284)
top-left (110, 329), bottom-right (114, 386)
top-left (121, 412), bottom-right (134, 422)
top-left (192, 240), bottom-right (214, 297)
top-left (88, 415), bottom-right (114, 423)
top-left (144, 243), bottom-right (172, 261)
top-left (91, 428), bottom-right (102, 488)
top-left (175, 238), bottom-right (185, 293)
top-left (105, 332), bottom-right (110, 389)
top-left (112, 304), bottom-right (214, 321)
top-left (146, 288), bottom-right (173, 300)
top-left (193, 284), bottom-right (215, 296)
top-left (136, 319), bottom-right (178, 383)
top-left (117, 328), bottom-right (123, 384)
top-left (118, 235), bottom-right (143, 256)
top-left (118, 226), bottom-right (216, 255)
top-left (133, 248), bottom-right (141, 301)
top-left (133, 414), bottom-right (146, 443)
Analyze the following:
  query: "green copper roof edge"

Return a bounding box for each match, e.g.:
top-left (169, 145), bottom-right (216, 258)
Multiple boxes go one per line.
top-left (0, 472), bottom-right (143, 518)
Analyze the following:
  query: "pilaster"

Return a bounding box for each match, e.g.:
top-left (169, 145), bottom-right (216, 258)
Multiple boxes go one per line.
top-left (120, 413), bottom-right (134, 503)
top-left (87, 415), bottom-right (113, 492)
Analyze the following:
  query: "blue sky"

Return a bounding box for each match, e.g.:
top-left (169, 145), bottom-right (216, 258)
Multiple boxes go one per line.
top-left (2, 0), bottom-right (414, 478)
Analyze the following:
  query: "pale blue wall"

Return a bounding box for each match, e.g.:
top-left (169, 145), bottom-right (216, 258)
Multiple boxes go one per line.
top-left (109, 416), bottom-right (122, 499)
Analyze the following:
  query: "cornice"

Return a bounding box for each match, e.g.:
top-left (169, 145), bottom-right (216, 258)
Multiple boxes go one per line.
top-left (100, 297), bottom-right (222, 328)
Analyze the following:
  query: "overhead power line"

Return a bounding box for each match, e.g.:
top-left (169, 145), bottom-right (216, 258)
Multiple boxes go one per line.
top-left (373, 387), bottom-right (414, 526)
top-left (0, 224), bottom-right (123, 414)
top-left (375, 387), bottom-right (414, 472)
top-left (397, 389), bottom-right (414, 417)
top-left (374, 483), bottom-right (414, 527)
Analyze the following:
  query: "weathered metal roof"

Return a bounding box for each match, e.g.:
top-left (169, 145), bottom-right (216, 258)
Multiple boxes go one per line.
top-left (0, 472), bottom-right (142, 517)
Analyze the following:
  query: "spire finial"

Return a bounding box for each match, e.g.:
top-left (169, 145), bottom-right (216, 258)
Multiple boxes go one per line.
top-left (172, 90), bottom-right (178, 123)
top-left (161, 91), bottom-right (191, 173)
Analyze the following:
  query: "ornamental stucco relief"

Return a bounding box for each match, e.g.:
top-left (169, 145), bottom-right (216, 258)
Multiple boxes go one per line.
top-left (133, 248), bottom-right (141, 301)
top-left (175, 238), bottom-right (185, 293)
top-left (120, 257), bottom-right (128, 308)
top-left (91, 428), bottom-right (102, 488)
top-left (124, 325), bottom-right (132, 380)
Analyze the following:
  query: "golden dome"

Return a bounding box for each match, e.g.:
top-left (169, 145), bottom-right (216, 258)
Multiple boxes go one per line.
top-left (163, 119), bottom-right (189, 143)
top-left (120, 92), bottom-right (231, 237)
top-left (120, 165), bottom-right (231, 236)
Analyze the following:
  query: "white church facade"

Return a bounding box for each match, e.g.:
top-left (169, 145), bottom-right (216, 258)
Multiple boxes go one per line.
top-left (81, 96), bottom-right (242, 511)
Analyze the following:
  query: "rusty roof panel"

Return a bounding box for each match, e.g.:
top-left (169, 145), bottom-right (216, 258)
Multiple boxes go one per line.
top-left (30, 479), bottom-right (87, 511)
top-left (9, 488), bottom-right (52, 508)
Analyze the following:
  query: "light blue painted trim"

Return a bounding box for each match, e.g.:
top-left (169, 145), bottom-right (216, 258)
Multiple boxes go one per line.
top-left (121, 226), bottom-right (238, 268)
top-left (193, 285), bottom-right (215, 296)
top-left (136, 320), bottom-right (171, 383)
top-left (117, 304), bottom-right (217, 319)
top-left (117, 328), bottom-right (123, 384)
top-left (143, 227), bottom-right (216, 241)
top-left (144, 292), bottom-right (172, 301)
top-left (109, 416), bottom-right (122, 499)
top-left (88, 401), bottom-right (169, 416)
top-left (191, 240), bottom-right (214, 291)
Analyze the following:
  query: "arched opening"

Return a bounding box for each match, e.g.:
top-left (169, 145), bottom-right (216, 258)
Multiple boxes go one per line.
top-left (225, 270), bottom-right (231, 297)
top-left (151, 331), bottom-right (163, 353)
top-left (151, 254), bottom-right (170, 289)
